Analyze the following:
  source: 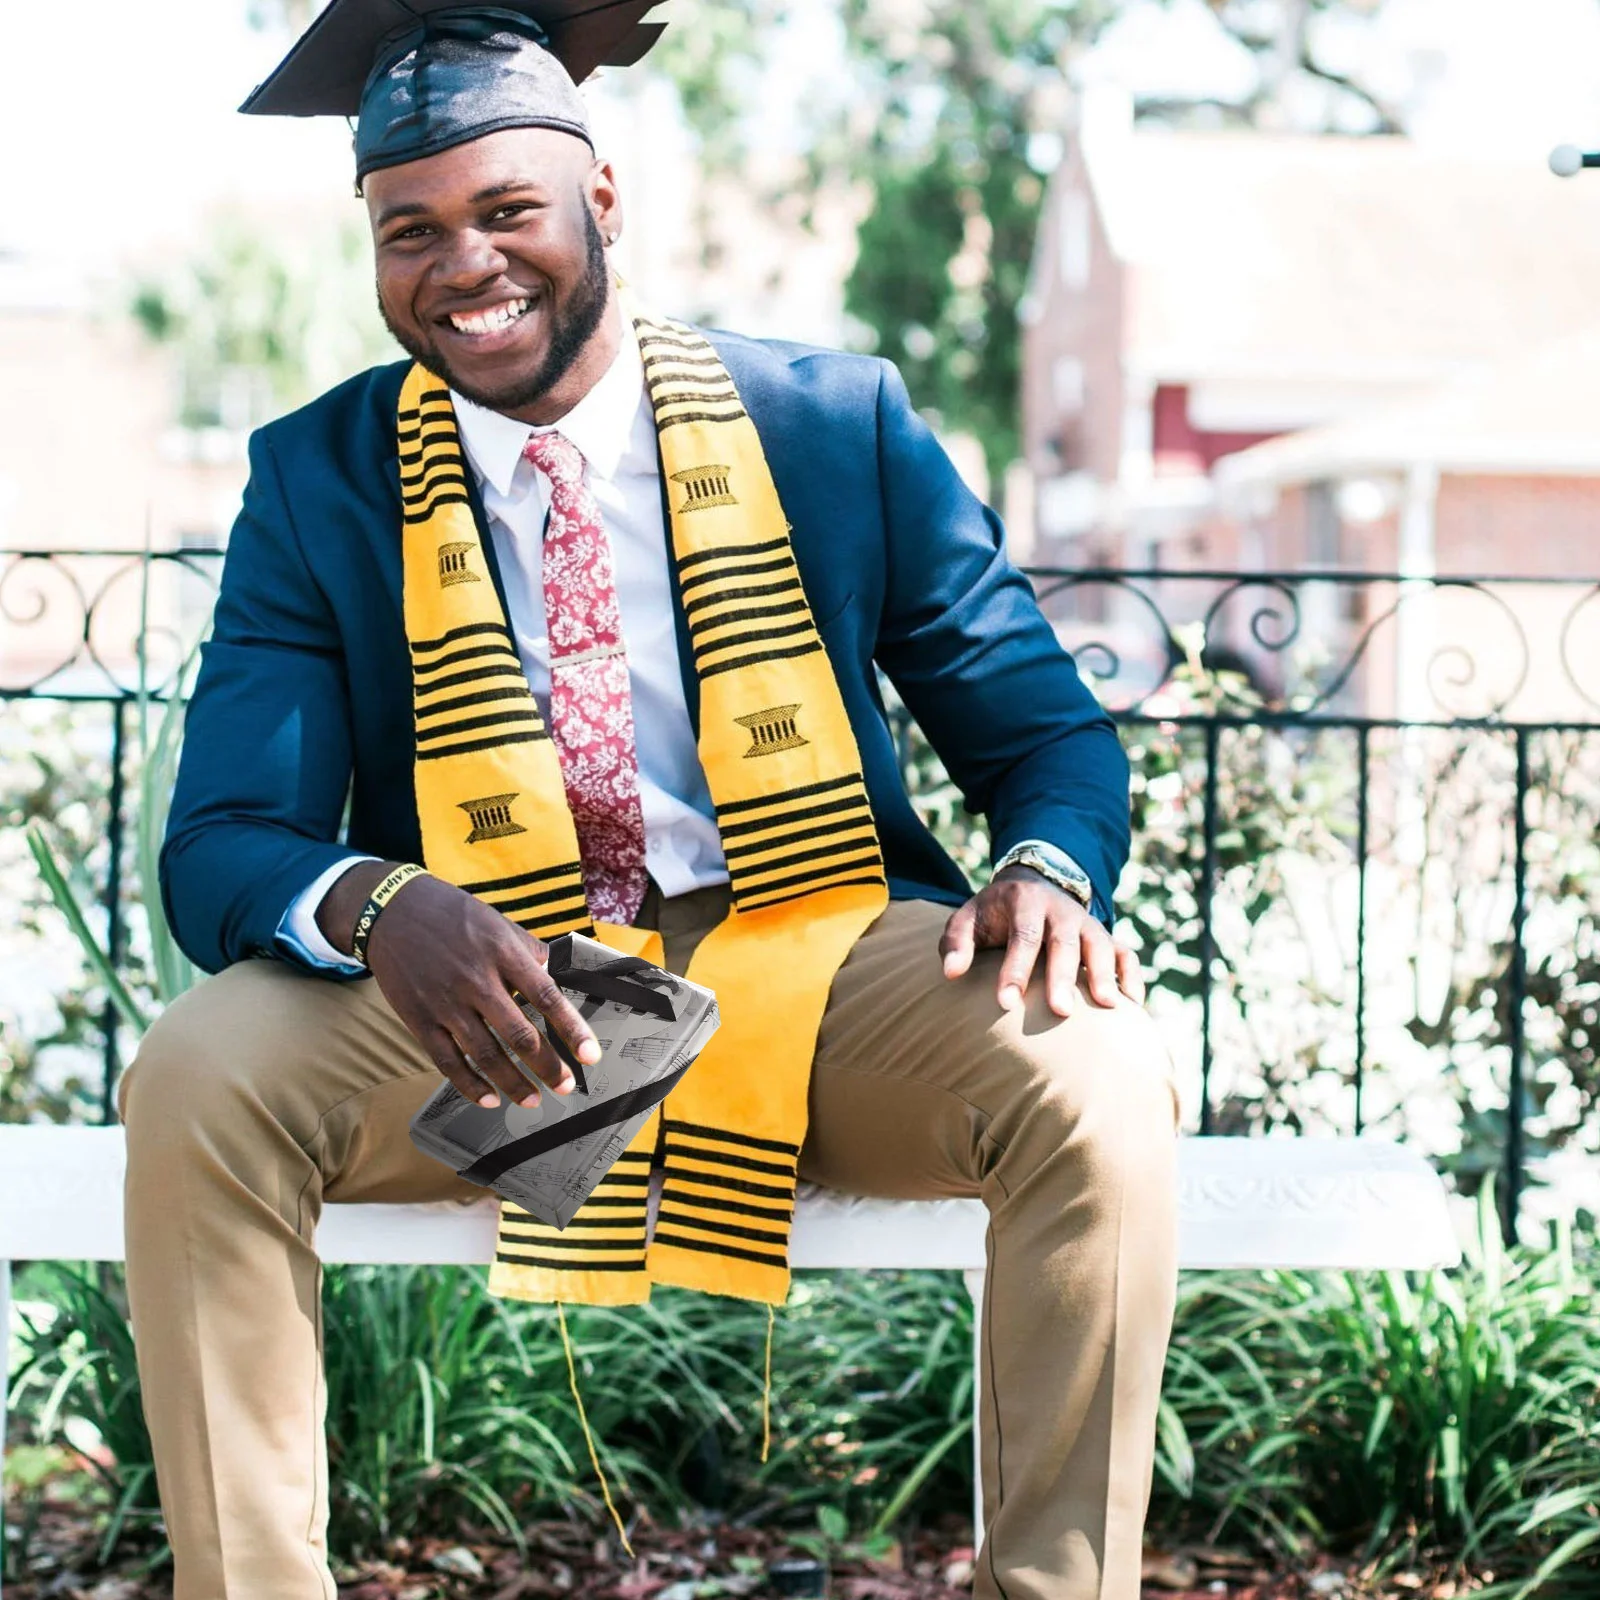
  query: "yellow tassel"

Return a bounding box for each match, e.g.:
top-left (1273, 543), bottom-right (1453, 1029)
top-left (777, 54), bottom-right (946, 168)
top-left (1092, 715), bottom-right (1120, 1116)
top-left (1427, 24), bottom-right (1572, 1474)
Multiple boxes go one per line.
top-left (761, 1304), bottom-right (775, 1465)
top-left (557, 1302), bottom-right (634, 1559)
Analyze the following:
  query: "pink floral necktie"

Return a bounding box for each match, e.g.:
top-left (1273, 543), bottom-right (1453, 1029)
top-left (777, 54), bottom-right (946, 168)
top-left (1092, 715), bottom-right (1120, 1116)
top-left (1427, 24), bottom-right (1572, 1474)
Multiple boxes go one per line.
top-left (522, 429), bottom-right (649, 925)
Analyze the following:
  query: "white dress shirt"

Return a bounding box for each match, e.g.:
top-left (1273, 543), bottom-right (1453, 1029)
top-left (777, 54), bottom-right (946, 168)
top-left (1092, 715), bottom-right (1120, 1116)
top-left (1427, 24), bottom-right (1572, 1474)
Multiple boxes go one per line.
top-left (277, 323), bottom-right (729, 970)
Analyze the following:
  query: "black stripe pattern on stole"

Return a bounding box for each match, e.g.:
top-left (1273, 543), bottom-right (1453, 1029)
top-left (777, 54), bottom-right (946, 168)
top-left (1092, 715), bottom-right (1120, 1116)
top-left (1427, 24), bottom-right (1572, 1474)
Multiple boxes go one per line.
top-left (401, 392), bottom-right (552, 765)
top-left (655, 1122), bottom-right (798, 1269)
top-left (715, 774), bottom-right (887, 913)
top-left (455, 861), bottom-right (592, 940)
top-left (636, 319), bottom-right (749, 435)
top-left (397, 392), bottom-right (474, 522)
top-left (495, 1154), bottom-right (651, 1273)
top-left (636, 317), bottom-right (818, 679)
top-left (675, 535), bottom-right (822, 680)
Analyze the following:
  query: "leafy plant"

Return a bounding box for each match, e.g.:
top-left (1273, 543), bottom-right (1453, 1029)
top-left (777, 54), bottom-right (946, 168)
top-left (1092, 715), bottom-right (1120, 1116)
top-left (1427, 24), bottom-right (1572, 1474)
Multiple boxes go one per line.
top-left (6, 1266), bottom-right (161, 1567)
top-left (0, 703), bottom-right (123, 1125)
top-left (10, 1264), bottom-right (976, 1568)
top-left (16, 1226), bottom-right (1600, 1592)
top-left (320, 1266), bottom-right (579, 1555)
top-left (785, 1501), bottom-right (899, 1567)
top-left (130, 214), bottom-right (397, 432)
top-left (1152, 1194), bottom-right (1600, 1596)
top-left (23, 609), bottom-right (200, 1050)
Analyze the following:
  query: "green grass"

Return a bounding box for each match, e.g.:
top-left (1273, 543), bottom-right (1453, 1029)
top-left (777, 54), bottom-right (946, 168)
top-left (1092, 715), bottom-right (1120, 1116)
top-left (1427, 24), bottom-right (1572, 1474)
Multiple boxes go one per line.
top-left (319, 1266), bottom-right (976, 1552)
top-left (7, 1267), bottom-right (160, 1568)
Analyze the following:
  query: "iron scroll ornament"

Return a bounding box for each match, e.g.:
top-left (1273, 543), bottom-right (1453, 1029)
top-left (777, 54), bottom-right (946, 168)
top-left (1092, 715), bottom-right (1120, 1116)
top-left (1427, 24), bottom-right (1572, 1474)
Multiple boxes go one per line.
top-left (0, 548), bottom-right (223, 697)
top-left (1025, 569), bottom-right (1546, 721)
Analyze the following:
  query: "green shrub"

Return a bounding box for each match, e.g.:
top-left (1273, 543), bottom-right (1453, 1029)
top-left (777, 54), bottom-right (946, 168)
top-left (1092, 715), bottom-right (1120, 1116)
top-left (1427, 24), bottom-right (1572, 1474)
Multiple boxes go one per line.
top-left (8, 1263), bottom-right (974, 1568)
top-left (6, 1266), bottom-right (160, 1568)
top-left (320, 1266), bottom-right (975, 1553)
top-left (1152, 1195), bottom-right (1600, 1598)
top-left (12, 1211), bottom-right (1600, 1597)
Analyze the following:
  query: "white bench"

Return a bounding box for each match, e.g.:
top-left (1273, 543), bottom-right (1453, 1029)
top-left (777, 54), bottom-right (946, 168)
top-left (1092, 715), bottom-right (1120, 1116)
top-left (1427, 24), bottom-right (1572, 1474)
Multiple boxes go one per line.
top-left (0, 1127), bottom-right (1459, 1573)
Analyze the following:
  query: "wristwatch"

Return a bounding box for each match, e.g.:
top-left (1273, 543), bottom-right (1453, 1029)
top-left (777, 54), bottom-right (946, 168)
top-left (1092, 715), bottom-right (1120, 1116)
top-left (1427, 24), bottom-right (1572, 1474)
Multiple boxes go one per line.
top-left (992, 840), bottom-right (1094, 910)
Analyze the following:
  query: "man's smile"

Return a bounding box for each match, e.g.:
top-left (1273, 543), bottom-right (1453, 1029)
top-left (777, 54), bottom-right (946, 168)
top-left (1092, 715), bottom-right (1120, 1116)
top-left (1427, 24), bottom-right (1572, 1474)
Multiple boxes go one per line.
top-left (434, 294), bottom-right (541, 351)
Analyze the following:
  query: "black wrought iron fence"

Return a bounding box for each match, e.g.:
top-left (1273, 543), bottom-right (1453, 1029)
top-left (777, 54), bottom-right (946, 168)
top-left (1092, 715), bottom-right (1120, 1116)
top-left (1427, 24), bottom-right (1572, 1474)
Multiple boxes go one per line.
top-left (4, 549), bottom-right (1598, 1238)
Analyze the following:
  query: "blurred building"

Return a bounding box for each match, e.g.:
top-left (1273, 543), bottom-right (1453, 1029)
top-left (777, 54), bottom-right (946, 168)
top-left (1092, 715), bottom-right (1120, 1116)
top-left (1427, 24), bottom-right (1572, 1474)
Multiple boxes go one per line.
top-left (1216, 328), bottom-right (1600, 578)
top-left (1020, 89), bottom-right (1600, 581)
top-left (0, 247), bottom-right (251, 693)
top-left (0, 250), bottom-right (244, 554)
top-left (1215, 331), bottom-right (1600, 720)
top-left (0, 75), bottom-right (862, 693)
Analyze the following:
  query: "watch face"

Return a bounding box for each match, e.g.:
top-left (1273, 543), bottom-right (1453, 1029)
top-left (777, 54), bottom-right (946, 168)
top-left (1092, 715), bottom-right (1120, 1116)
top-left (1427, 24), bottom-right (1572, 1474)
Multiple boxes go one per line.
top-left (1021, 849), bottom-right (1090, 902)
top-left (1028, 847), bottom-right (1078, 876)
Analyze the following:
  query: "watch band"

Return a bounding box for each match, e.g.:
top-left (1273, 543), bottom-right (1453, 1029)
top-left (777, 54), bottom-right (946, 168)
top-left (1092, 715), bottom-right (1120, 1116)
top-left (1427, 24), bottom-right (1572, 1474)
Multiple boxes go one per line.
top-left (992, 843), bottom-right (1093, 908)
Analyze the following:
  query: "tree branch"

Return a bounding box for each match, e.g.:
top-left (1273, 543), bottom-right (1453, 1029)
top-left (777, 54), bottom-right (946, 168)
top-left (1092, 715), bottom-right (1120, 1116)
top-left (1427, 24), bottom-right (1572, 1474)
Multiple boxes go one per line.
top-left (1132, 95), bottom-right (1263, 127)
top-left (1298, 54), bottom-right (1405, 133)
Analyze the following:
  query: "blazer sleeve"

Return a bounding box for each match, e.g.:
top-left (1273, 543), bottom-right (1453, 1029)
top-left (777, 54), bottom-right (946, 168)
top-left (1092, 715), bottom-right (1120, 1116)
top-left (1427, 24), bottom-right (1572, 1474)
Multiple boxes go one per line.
top-left (159, 427), bottom-right (371, 975)
top-left (870, 361), bottom-right (1130, 923)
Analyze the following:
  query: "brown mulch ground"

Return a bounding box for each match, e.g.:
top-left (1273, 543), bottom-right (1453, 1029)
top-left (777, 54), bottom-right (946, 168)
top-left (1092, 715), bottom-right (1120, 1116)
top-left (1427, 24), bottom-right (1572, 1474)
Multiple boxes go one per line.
top-left (2, 1497), bottom-right (1482, 1600)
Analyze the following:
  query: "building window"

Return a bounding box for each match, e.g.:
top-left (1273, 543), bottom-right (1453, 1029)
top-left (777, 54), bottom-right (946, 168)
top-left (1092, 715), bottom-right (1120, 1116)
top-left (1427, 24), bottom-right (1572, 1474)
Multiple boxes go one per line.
top-left (1306, 480), bottom-right (1341, 566)
top-left (1052, 356), bottom-right (1085, 415)
top-left (1059, 191), bottom-right (1091, 291)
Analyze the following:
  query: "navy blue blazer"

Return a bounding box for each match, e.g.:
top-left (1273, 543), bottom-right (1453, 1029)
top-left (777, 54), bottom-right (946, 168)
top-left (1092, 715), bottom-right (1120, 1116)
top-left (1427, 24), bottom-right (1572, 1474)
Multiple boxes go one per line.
top-left (161, 333), bottom-right (1130, 975)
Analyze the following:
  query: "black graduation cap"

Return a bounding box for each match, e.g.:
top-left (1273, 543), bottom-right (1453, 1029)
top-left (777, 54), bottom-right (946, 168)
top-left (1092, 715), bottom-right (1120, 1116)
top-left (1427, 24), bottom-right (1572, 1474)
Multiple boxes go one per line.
top-left (241, 1), bottom-right (667, 179)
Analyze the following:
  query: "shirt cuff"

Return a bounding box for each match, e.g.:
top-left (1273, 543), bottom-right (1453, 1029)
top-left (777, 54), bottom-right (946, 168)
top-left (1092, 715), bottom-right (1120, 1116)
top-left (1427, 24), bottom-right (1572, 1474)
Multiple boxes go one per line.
top-left (272, 855), bottom-right (382, 974)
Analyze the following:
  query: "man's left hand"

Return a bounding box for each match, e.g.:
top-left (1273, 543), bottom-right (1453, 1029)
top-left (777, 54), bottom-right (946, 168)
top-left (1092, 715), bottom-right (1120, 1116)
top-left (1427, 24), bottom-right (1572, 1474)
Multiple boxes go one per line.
top-left (940, 866), bottom-right (1145, 1018)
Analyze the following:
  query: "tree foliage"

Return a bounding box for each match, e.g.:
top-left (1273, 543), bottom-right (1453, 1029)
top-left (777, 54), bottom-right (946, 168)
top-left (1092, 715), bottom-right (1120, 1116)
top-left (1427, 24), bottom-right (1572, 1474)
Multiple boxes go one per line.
top-left (231, 1), bottom-right (1403, 472)
top-left (653, 0), bottom-right (1403, 480)
top-left (130, 215), bottom-right (396, 431)
top-left (834, 1), bottom-right (1087, 481)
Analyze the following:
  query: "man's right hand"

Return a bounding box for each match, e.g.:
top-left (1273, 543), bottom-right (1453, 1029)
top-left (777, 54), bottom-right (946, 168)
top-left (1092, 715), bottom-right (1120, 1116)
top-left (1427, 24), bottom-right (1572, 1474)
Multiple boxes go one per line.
top-left (316, 861), bottom-right (600, 1110)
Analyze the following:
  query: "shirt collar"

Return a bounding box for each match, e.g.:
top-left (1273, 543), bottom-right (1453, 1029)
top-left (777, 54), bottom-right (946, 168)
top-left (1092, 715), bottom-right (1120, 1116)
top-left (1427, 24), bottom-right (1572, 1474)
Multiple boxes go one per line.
top-left (450, 318), bottom-right (649, 499)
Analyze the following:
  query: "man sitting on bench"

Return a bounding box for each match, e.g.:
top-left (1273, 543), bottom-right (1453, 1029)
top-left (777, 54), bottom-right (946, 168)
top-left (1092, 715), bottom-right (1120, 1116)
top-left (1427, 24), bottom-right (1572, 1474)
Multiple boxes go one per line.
top-left (120, 5), bottom-right (1181, 1597)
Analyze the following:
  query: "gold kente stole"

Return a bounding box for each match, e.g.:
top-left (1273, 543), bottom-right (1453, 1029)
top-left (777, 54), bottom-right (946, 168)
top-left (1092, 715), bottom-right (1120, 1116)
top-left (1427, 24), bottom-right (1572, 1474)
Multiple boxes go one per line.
top-left (399, 296), bottom-right (889, 1307)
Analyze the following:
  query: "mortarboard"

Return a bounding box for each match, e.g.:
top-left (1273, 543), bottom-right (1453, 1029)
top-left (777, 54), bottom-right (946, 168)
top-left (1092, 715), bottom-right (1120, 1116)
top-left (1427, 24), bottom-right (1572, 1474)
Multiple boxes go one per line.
top-left (241, 1), bottom-right (667, 180)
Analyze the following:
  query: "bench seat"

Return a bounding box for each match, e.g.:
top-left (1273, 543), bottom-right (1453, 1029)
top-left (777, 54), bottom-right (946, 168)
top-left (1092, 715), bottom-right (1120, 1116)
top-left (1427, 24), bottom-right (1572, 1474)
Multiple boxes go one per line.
top-left (0, 1127), bottom-right (1459, 1271)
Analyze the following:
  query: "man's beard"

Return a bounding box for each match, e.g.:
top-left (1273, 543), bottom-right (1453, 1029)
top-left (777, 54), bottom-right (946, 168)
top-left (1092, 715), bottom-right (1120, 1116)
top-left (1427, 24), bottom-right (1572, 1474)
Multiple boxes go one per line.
top-left (379, 204), bottom-right (610, 415)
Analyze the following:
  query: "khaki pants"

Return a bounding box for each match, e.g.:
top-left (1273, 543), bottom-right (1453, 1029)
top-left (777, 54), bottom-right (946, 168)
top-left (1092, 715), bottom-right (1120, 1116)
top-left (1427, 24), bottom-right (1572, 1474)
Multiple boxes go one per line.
top-left (120, 883), bottom-right (1179, 1600)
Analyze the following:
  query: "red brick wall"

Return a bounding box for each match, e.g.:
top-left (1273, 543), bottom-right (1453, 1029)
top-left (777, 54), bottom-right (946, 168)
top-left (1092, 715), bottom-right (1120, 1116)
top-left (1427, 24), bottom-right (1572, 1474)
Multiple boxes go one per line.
top-left (1020, 144), bottom-right (1127, 490)
top-left (1435, 475), bottom-right (1600, 576)
top-left (1244, 476), bottom-right (1600, 578)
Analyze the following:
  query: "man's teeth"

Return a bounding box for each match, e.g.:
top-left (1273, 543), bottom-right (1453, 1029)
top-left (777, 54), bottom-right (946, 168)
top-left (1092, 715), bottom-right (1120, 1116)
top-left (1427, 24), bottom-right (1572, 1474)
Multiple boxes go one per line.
top-left (449, 298), bottom-right (530, 335)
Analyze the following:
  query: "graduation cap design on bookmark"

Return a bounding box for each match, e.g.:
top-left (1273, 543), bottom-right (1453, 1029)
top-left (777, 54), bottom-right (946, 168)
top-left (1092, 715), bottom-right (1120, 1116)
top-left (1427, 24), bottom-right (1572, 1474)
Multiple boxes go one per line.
top-left (240, 1), bottom-right (668, 179)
